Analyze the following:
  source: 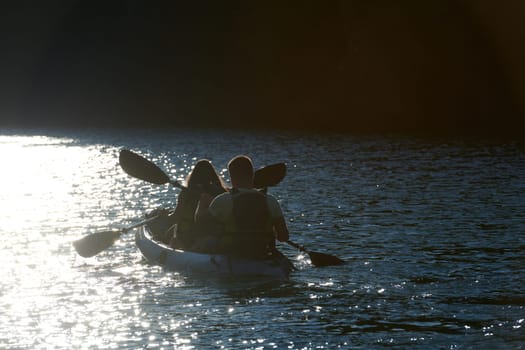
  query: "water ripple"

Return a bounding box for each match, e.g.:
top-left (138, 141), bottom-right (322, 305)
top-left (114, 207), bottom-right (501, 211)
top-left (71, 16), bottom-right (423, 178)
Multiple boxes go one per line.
top-left (0, 129), bottom-right (524, 349)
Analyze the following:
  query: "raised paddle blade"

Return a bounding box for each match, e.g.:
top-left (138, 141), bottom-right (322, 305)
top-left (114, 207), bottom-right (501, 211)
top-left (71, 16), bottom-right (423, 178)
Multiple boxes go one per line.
top-left (73, 230), bottom-right (121, 258)
top-left (254, 163), bottom-right (286, 188)
top-left (119, 149), bottom-right (170, 185)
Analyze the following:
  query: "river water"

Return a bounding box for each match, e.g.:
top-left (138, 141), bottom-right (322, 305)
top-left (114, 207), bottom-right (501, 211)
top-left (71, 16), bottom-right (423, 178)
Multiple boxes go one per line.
top-left (0, 127), bottom-right (523, 349)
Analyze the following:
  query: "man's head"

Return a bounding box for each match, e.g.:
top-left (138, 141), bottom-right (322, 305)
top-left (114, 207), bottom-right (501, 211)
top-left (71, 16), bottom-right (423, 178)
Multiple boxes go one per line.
top-left (228, 155), bottom-right (254, 188)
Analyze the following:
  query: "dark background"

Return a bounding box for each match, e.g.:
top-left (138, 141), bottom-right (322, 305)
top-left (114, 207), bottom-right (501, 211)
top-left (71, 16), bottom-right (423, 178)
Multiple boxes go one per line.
top-left (1, 1), bottom-right (524, 137)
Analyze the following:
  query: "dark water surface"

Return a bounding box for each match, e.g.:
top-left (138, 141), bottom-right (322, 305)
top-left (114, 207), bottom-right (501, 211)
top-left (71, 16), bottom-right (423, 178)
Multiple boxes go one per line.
top-left (0, 128), bottom-right (523, 349)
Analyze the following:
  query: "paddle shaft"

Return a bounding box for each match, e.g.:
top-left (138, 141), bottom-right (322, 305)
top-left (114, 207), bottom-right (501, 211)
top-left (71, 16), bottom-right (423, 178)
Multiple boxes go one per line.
top-left (286, 240), bottom-right (307, 252)
top-left (120, 215), bottom-right (160, 233)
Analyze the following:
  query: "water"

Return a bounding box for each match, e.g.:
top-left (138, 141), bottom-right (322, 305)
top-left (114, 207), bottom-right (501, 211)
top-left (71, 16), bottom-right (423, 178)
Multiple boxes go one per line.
top-left (0, 127), bottom-right (524, 349)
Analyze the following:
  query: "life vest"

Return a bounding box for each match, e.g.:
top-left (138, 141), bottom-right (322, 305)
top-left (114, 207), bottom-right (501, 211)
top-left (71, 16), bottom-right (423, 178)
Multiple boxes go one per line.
top-left (221, 189), bottom-right (275, 258)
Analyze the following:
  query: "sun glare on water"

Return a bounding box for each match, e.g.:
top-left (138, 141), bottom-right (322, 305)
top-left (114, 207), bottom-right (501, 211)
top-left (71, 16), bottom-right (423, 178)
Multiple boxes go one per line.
top-left (0, 134), bottom-right (132, 348)
top-left (0, 135), bottom-right (113, 233)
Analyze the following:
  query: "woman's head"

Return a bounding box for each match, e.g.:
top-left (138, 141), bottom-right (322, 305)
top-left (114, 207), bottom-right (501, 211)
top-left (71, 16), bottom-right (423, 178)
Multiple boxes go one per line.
top-left (186, 159), bottom-right (225, 191)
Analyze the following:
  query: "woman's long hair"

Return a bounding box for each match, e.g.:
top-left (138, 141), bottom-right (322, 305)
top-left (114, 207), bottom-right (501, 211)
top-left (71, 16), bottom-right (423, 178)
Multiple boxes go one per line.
top-left (186, 159), bottom-right (227, 194)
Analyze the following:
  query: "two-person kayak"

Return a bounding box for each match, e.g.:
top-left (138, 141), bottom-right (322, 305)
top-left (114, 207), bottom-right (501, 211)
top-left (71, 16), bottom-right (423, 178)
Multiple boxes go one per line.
top-left (72, 149), bottom-right (343, 273)
top-left (135, 218), bottom-right (295, 280)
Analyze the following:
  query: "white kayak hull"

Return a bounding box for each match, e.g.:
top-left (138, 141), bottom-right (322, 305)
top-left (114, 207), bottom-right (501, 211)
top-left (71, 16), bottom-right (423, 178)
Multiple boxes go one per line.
top-left (135, 224), bottom-right (294, 280)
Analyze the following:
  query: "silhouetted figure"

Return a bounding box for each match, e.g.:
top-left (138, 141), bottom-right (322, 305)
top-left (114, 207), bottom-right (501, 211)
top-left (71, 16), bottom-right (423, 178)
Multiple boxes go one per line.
top-left (195, 155), bottom-right (290, 258)
top-left (165, 159), bottom-right (226, 248)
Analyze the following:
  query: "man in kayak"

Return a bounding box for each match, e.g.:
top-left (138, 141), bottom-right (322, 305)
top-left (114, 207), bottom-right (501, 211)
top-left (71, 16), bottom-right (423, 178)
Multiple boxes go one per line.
top-left (194, 155), bottom-right (290, 259)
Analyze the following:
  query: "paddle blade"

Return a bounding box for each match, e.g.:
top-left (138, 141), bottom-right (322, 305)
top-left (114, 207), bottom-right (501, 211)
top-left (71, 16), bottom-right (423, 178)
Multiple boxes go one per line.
top-left (308, 251), bottom-right (345, 267)
top-left (119, 149), bottom-right (170, 185)
top-left (254, 163), bottom-right (286, 188)
top-left (286, 240), bottom-right (344, 267)
top-left (73, 230), bottom-right (121, 258)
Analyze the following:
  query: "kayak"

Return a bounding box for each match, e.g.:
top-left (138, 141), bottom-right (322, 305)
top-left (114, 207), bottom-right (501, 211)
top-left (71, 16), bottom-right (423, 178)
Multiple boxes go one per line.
top-left (135, 220), bottom-right (294, 280)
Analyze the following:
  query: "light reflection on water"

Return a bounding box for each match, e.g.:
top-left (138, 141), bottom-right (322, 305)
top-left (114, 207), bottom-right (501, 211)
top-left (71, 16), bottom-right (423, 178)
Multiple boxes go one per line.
top-left (0, 128), bottom-right (524, 349)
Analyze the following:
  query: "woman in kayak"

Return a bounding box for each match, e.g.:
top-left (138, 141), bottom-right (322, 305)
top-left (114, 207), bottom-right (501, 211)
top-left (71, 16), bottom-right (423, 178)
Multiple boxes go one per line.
top-left (166, 159), bottom-right (227, 249)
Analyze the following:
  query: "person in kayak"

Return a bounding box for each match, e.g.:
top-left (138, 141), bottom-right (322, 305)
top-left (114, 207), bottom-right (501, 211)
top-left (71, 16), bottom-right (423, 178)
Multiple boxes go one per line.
top-left (194, 155), bottom-right (290, 259)
top-left (164, 159), bottom-right (227, 249)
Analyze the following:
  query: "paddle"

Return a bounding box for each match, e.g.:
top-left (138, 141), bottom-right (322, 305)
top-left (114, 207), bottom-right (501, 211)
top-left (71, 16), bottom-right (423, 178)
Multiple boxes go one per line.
top-left (73, 216), bottom-right (158, 258)
top-left (119, 149), bottom-right (287, 190)
top-left (254, 162), bottom-right (286, 188)
top-left (286, 240), bottom-right (345, 267)
top-left (119, 149), bottom-right (185, 188)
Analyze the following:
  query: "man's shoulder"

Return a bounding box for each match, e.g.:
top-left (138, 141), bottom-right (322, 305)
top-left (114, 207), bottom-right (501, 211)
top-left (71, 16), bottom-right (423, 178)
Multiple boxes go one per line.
top-left (208, 192), bottom-right (233, 219)
top-left (210, 191), bottom-right (232, 207)
top-left (265, 192), bottom-right (279, 202)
